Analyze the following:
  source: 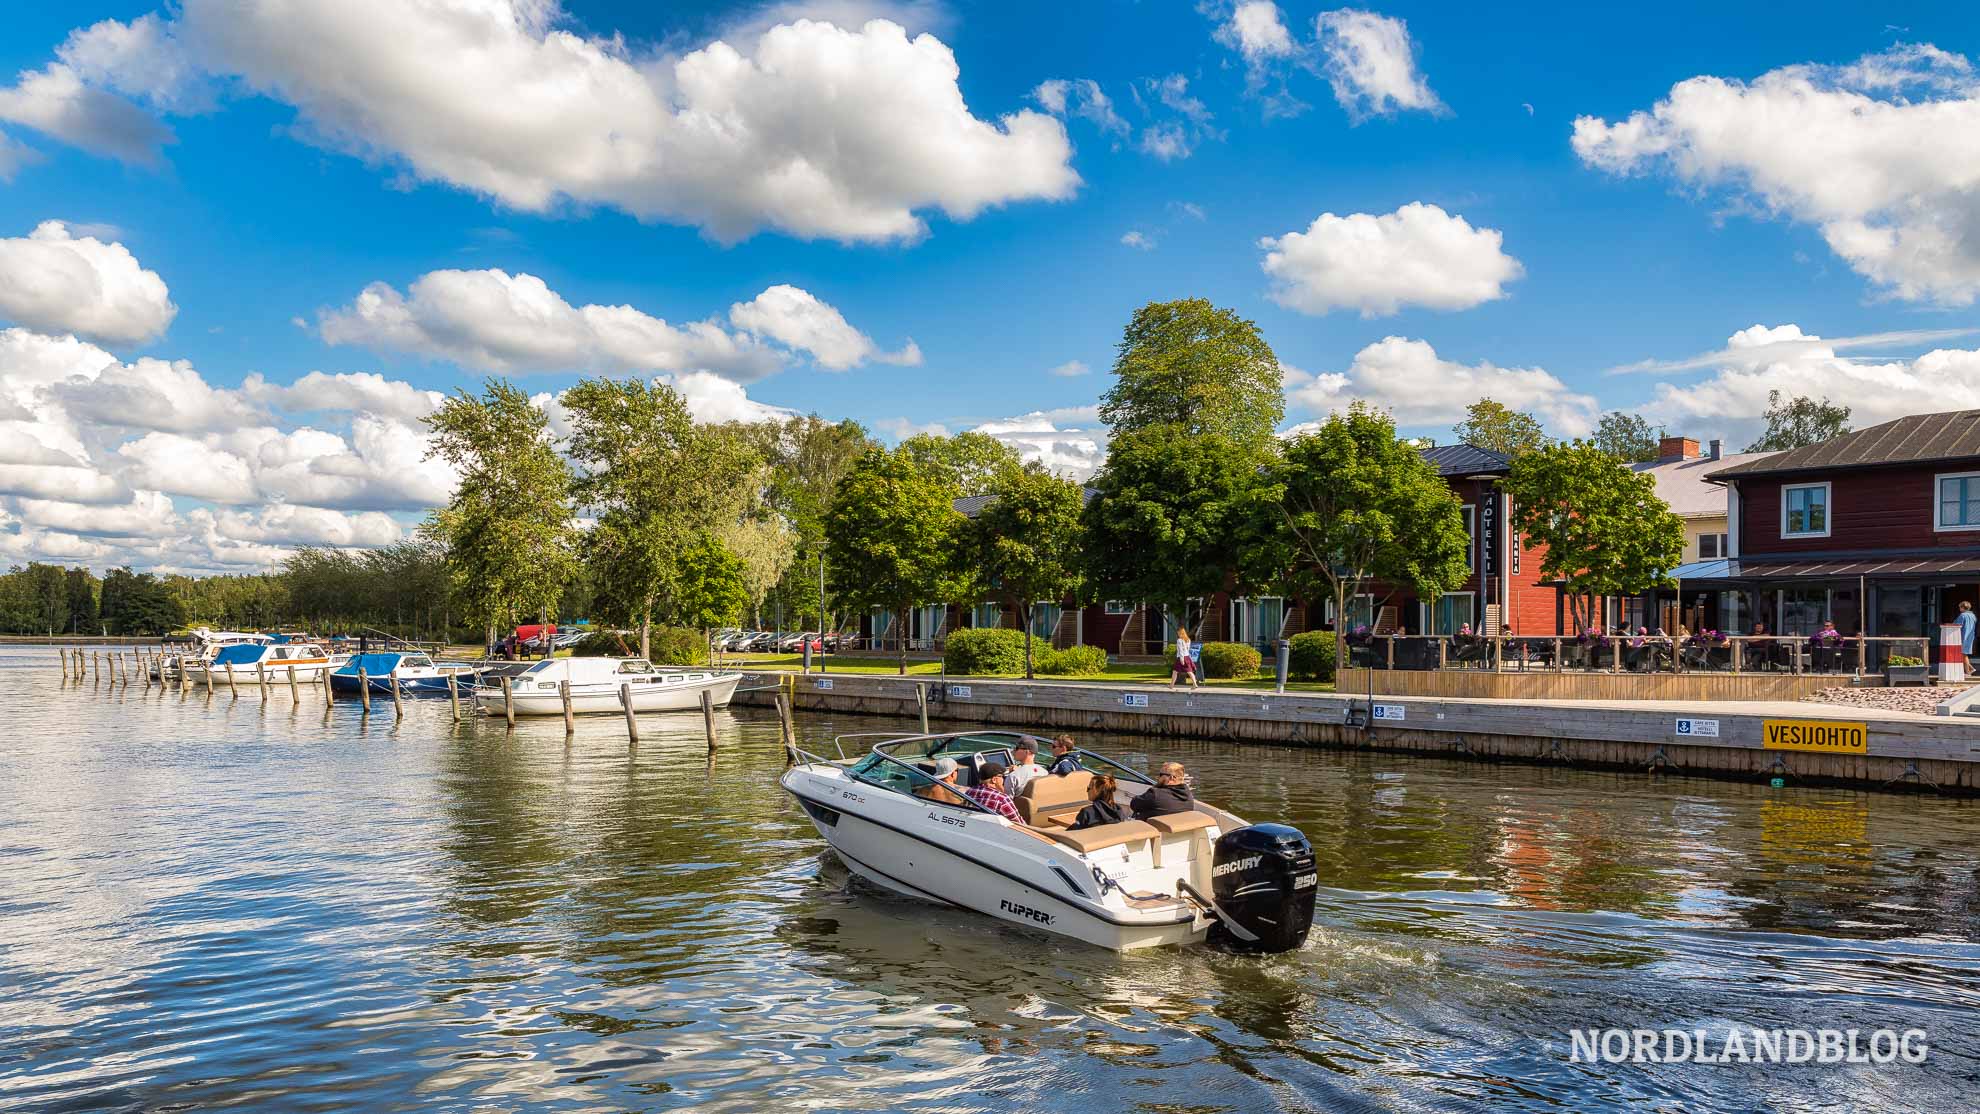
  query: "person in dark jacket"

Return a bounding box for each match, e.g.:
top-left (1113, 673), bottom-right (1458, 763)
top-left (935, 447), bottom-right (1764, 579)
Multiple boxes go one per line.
top-left (1070, 774), bottom-right (1127, 829)
top-left (1130, 762), bottom-right (1196, 819)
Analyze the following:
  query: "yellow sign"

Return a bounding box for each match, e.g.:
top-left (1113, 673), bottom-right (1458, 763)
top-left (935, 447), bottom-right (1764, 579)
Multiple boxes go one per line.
top-left (1762, 719), bottom-right (1869, 754)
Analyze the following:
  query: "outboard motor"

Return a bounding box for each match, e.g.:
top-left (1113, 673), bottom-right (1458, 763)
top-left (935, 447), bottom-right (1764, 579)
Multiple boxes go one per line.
top-left (1206, 823), bottom-right (1318, 953)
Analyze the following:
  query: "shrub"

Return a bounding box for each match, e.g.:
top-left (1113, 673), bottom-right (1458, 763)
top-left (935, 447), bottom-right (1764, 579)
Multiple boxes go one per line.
top-left (944, 627), bottom-right (1027, 675)
top-left (1199, 641), bottom-right (1263, 680)
top-left (1035, 644), bottom-right (1108, 675)
top-left (574, 627), bottom-right (706, 665)
top-left (1288, 630), bottom-right (1337, 681)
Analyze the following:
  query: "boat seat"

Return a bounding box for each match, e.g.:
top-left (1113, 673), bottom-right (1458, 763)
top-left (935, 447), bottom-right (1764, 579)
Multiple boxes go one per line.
top-left (1017, 771), bottom-right (1091, 826)
top-left (1145, 811), bottom-right (1218, 835)
top-left (1041, 820), bottom-right (1158, 853)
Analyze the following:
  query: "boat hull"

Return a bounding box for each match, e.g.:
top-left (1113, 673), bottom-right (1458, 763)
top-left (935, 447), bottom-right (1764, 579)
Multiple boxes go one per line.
top-left (470, 672), bottom-right (741, 715)
top-left (185, 659), bottom-right (339, 684)
top-left (329, 668), bottom-right (485, 694)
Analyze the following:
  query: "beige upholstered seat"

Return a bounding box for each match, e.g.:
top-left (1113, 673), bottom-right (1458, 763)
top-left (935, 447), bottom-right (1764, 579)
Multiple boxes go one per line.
top-left (1017, 771), bottom-right (1092, 826)
top-left (1041, 820), bottom-right (1158, 853)
top-left (1145, 810), bottom-right (1217, 835)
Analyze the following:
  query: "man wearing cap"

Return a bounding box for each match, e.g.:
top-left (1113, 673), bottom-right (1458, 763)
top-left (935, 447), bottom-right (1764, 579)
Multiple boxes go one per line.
top-left (1003, 740), bottom-right (1047, 798)
top-left (963, 761), bottom-right (1022, 821)
top-left (915, 757), bottom-right (965, 805)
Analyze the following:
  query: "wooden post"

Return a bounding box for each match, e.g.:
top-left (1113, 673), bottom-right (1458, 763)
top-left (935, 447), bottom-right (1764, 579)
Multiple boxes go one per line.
top-left (1731, 640), bottom-right (1743, 673)
top-left (357, 666), bottom-right (371, 715)
top-left (1437, 639), bottom-right (1447, 670)
top-left (447, 672), bottom-right (462, 722)
top-left (142, 652), bottom-right (152, 689)
top-left (225, 663), bottom-right (238, 696)
top-left (501, 676), bottom-right (515, 728)
top-left (916, 683), bottom-right (929, 733)
top-left (701, 688), bottom-right (717, 753)
top-left (257, 663), bottom-right (268, 702)
top-left (323, 665), bottom-right (332, 704)
top-left (560, 679), bottom-right (574, 735)
top-left (390, 667), bottom-right (404, 720)
top-left (287, 664), bottom-right (298, 700)
top-left (89, 650), bottom-right (98, 680)
top-left (203, 660), bottom-right (214, 696)
top-left (1611, 640), bottom-right (1622, 672)
top-left (1386, 637), bottom-right (1396, 669)
top-left (777, 691), bottom-right (797, 757)
top-left (619, 682), bottom-right (638, 743)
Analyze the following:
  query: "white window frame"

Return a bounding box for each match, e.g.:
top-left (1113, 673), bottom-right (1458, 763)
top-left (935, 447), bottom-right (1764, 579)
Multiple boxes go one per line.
top-left (1104, 600), bottom-right (1133, 615)
top-left (1698, 532), bottom-right (1726, 560)
top-left (1419, 592), bottom-right (1477, 636)
top-left (1935, 470), bottom-right (1980, 532)
top-left (1460, 503), bottom-right (1476, 570)
top-left (1780, 482), bottom-right (1831, 539)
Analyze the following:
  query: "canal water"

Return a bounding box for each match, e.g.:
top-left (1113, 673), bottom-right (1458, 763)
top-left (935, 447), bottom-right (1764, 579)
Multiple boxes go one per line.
top-left (2, 648), bottom-right (1977, 1112)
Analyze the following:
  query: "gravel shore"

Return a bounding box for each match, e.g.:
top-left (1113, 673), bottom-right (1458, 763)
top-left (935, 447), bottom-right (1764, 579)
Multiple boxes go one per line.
top-left (1803, 684), bottom-right (1977, 715)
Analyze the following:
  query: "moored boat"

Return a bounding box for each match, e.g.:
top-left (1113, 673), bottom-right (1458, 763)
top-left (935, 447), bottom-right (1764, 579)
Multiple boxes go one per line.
top-left (183, 641), bottom-right (345, 684)
top-left (470, 656), bottom-right (742, 715)
top-left (329, 651), bottom-right (486, 694)
top-left (779, 730), bottom-right (1320, 952)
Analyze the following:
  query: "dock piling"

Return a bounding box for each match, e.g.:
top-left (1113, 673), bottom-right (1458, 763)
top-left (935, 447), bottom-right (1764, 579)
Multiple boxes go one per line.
top-left (287, 664), bottom-right (298, 700)
top-left (357, 666), bottom-right (371, 716)
top-left (257, 663), bottom-right (267, 702)
top-left (776, 692), bottom-right (796, 765)
top-left (225, 663), bottom-right (237, 697)
top-left (390, 668), bottom-right (404, 720)
top-left (560, 680), bottom-right (574, 736)
top-left (916, 683), bottom-right (929, 733)
top-left (447, 672), bottom-right (461, 722)
top-left (501, 676), bottom-right (515, 729)
top-left (701, 689), bottom-right (716, 753)
top-left (619, 683), bottom-right (638, 744)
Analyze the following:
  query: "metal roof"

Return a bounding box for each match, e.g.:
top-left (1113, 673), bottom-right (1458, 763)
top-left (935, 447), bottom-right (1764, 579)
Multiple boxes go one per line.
top-left (1708, 409), bottom-right (1980, 481)
top-left (1631, 451), bottom-right (1772, 517)
top-left (1667, 554), bottom-right (1980, 582)
top-left (1417, 443), bottom-right (1511, 477)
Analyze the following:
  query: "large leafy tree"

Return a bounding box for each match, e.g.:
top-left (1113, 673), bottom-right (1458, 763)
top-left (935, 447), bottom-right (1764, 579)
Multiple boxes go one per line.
top-left (717, 517), bottom-right (796, 628)
top-left (1269, 403), bottom-right (1471, 658)
top-left (562, 377), bottom-right (758, 658)
top-left (99, 567), bottom-right (184, 635)
top-left (1592, 410), bottom-right (1664, 462)
top-left (425, 379), bottom-right (577, 655)
top-left (743, 415), bottom-right (876, 631)
top-left (64, 567), bottom-right (97, 634)
top-left (1454, 398), bottom-right (1549, 457)
top-left (969, 463), bottom-right (1088, 678)
top-left (1083, 425), bottom-right (1276, 635)
top-left (1503, 441), bottom-right (1686, 629)
top-left (899, 430), bottom-right (1022, 496)
top-left (669, 531), bottom-right (751, 631)
top-left (1745, 391), bottom-right (1851, 452)
top-left (1100, 298), bottom-right (1284, 445)
top-left (825, 447), bottom-right (967, 674)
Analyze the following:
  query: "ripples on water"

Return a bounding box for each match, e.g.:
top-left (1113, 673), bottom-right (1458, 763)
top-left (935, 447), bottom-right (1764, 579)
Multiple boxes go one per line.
top-left (2, 647), bottom-right (1978, 1111)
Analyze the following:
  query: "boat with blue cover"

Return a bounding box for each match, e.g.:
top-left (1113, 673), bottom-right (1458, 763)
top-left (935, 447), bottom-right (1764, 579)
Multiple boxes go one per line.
top-left (329, 651), bottom-right (486, 694)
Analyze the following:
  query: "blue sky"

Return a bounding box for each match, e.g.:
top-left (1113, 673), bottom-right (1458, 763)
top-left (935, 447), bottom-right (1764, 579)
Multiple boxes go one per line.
top-left (1, 1), bottom-right (1978, 570)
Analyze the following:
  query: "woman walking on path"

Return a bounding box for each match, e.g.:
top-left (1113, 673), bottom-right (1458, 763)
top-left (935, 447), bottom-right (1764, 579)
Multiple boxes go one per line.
top-left (1171, 626), bottom-right (1198, 689)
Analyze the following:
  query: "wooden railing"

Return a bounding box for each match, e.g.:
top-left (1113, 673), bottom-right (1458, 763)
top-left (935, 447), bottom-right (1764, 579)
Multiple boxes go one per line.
top-left (1345, 633), bottom-right (1936, 677)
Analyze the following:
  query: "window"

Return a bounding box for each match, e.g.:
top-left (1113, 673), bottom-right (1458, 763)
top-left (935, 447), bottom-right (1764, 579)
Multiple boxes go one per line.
top-left (1461, 504), bottom-right (1476, 569)
top-left (970, 602), bottom-right (1002, 629)
top-left (1228, 597), bottom-right (1284, 646)
top-left (1031, 602), bottom-right (1062, 639)
top-left (1698, 533), bottom-right (1727, 559)
top-left (1423, 593), bottom-right (1475, 635)
top-left (1937, 472), bottom-right (1980, 531)
top-left (1104, 600), bottom-right (1133, 615)
top-left (1781, 483), bottom-right (1830, 538)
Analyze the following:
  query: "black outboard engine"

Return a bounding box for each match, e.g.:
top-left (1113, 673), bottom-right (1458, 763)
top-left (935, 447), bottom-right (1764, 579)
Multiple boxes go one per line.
top-left (1206, 823), bottom-right (1318, 953)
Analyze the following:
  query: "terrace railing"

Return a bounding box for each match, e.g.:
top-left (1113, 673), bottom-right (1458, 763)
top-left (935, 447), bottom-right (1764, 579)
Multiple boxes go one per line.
top-left (1344, 633), bottom-right (1936, 679)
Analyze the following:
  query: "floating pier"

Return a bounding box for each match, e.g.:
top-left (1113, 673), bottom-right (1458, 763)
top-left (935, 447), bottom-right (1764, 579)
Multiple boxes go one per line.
top-left (736, 672), bottom-right (1980, 794)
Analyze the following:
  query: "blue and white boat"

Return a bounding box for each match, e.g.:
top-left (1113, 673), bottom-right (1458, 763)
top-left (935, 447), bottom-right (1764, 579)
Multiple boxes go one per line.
top-left (184, 640), bottom-right (343, 684)
top-left (329, 651), bottom-right (486, 695)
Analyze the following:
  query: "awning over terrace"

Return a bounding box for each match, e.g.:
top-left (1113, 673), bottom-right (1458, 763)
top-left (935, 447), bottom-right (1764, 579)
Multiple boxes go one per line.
top-left (1666, 554), bottom-right (1980, 586)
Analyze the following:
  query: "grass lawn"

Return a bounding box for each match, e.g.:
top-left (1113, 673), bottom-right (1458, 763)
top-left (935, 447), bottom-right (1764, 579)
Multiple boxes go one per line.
top-left (720, 652), bottom-right (1336, 693)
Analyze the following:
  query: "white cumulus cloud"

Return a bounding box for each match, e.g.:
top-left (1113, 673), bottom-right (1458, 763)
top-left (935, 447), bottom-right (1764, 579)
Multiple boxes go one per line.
top-left (0, 221), bottom-right (176, 344)
top-left (1286, 336), bottom-right (1597, 437)
top-left (1572, 43), bottom-right (1980, 304)
top-left (728, 285), bottom-right (919, 371)
top-left (1260, 203), bottom-right (1522, 316)
top-left (1314, 9), bottom-right (1443, 120)
top-left (970, 405), bottom-right (1106, 480)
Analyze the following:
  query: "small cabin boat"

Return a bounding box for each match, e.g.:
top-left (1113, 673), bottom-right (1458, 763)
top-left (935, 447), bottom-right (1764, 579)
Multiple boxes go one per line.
top-left (471, 657), bottom-right (741, 715)
top-left (184, 641), bottom-right (344, 684)
top-left (152, 628), bottom-right (275, 680)
top-left (329, 651), bottom-right (486, 694)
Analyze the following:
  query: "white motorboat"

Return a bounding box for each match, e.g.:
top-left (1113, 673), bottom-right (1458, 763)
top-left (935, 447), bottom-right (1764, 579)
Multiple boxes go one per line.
top-left (470, 656), bottom-right (743, 715)
top-left (152, 628), bottom-right (275, 680)
top-left (183, 640), bottom-right (346, 684)
top-left (779, 730), bottom-right (1319, 952)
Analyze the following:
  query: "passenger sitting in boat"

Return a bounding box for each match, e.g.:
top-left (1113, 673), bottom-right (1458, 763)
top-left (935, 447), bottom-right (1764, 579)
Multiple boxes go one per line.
top-left (1047, 734), bottom-right (1081, 776)
top-left (1069, 774), bottom-right (1127, 830)
top-left (1130, 762), bottom-right (1196, 819)
top-left (1004, 741), bottom-right (1047, 797)
top-left (962, 761), bottom-right (1022, 821)
top-left (914, 757), bottom-right (965, 805)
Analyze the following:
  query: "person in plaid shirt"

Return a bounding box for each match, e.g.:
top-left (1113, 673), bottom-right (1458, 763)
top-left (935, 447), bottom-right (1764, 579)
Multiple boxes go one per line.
top-left (963, 761), bottom-right (1021, 821)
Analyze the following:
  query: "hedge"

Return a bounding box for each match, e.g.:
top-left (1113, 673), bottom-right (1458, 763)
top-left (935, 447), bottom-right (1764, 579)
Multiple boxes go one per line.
top-left (1035, 644), bottom-right (1108, 675)
top-left (1288, 630), bottom-right (1338, 681)
top-left (1198, 641), bottom-right (1263, 679)
top-left (944, 627), bottom-right (1027, 675)
top-left (572, 627), bottom-right (706, 665)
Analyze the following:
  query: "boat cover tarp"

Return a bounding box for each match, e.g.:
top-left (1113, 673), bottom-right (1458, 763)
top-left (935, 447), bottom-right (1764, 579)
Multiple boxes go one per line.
top-left (210, 644), bottom-right (266, 666)
top-left (335, 652), bottom-right (404, 676)
top-left (515, 624), bottom-right (557, 642)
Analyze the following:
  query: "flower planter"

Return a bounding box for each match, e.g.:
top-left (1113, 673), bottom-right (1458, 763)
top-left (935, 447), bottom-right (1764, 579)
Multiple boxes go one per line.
top-left (1886, 664), bottom-right (1930, 687)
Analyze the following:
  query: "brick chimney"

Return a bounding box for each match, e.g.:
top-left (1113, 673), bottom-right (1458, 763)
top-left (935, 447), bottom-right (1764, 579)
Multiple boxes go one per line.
top-left (1658, 435), bottom-right (1699, 461)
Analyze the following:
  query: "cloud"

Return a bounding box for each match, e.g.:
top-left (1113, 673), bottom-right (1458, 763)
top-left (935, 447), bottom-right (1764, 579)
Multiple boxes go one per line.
top-left (53, 356), bottom-right (263, 433)
top-left (1286, 336), bottom-right (1597, 436)
top-left (240, 370), bottom-right (445, 420)
top-left (0, 132), bottom-right (41, 181)
top-left (1121, 230), bottom-right (1156, 250)
top-left (1031, 78), bottom-right (1129, 137)
top-left (660, 373), bottom-right (799, 425)
top-left (1216, 1), bottom-right (1298, 62)
top-left (728, 284), bottom-right (919, 370)
top-left (1573, 43), bottom-right (1980, 304)
top-left (1048, 360), bottom-right (1090, 377)
top-left (1641, 324), bottom-right (1980, 441)
top-left (1314, 9), bottom-right (1443, 120)
top-left (1605, 326), bottom-right (1980, 376)
top-left (0, 220), bottom-right (176, 344)
top-left (13, 4), bottom-right (1078, 244)
top-left (1259, 203), bottom-right (1522, 316)
top-left (874, 416), bottom-right (951, 440)
top-left (1136, 74), bottom-right (1217, 160)
top-left (970, 405), bottom-right (1106, 479)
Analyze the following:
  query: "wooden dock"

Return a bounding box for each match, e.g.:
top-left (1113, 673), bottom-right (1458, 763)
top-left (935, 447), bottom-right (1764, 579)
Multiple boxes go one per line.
top-left (737, 672), bottom-right (1980, 794)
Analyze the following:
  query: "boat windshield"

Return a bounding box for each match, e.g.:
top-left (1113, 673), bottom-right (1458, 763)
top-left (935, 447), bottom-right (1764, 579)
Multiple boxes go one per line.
top-left (846, 750), bottom-right (993, 813)
top-left (401, 654), bottom-right (433, 668)
top-left (522, 660), bottom-right (555, 674)
top-left (868, 731), bottom-right (1156, 786)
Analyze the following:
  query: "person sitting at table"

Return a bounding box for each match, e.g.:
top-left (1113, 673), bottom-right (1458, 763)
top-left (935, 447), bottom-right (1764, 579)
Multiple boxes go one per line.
top-left (1748, 621), bottom-right (1779, 670)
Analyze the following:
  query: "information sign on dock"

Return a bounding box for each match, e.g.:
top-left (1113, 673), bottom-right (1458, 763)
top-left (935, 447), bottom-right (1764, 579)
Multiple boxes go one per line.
top-left (1762, 719), bottom-right (1868, 754)
top-left (1372, 703), bottom-right (1406, 721)
top-left (814, 678), bottom-right (833, 690)
top-left (1675, 718), bottom-right (1719, 738)
top-left (948, 685), bottom-right (971, 699)
top-left (1120, 692), bottom-right (1149, 707)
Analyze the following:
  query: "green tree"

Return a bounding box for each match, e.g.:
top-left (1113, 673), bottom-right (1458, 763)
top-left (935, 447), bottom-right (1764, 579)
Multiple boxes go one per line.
top-left (717, 517), bottom-right (796, 628)
top-left (1592, 410), bottom-right (1664, 463)
top-left (1082, 425), bottom-right (1276, 636)
top-left (24, 563), bottom-right (65, 634)
top-left (668, 532), bottom-right (751, 631)
top-left (562, 377), bottom-right (758, 660)
top-left (99, 567), bottom-right (185, 635)
top-left (64, 566), bottom-right (97, 634)
top-left (1100, 298), bottom-right (1283, 446)
top-left (825, 447), bottom-right (967, 674)
top-left (899, 430), bottom-right (1023, 495)
top-left (969, 464), bottom-right (1088, 678)
top-left (1745, 391), bottom-right (1851, 452)
top-left (743, 415), bottom-right (876, 631)
top-left (1503, 441), bottom-right (1686, 630)
top-left (1268, 403), bottom-right (1471, 660)
top-left (425, 379), bottom-right (577, 655)
top-left (1454, 399), bottom-right (1549, 457)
